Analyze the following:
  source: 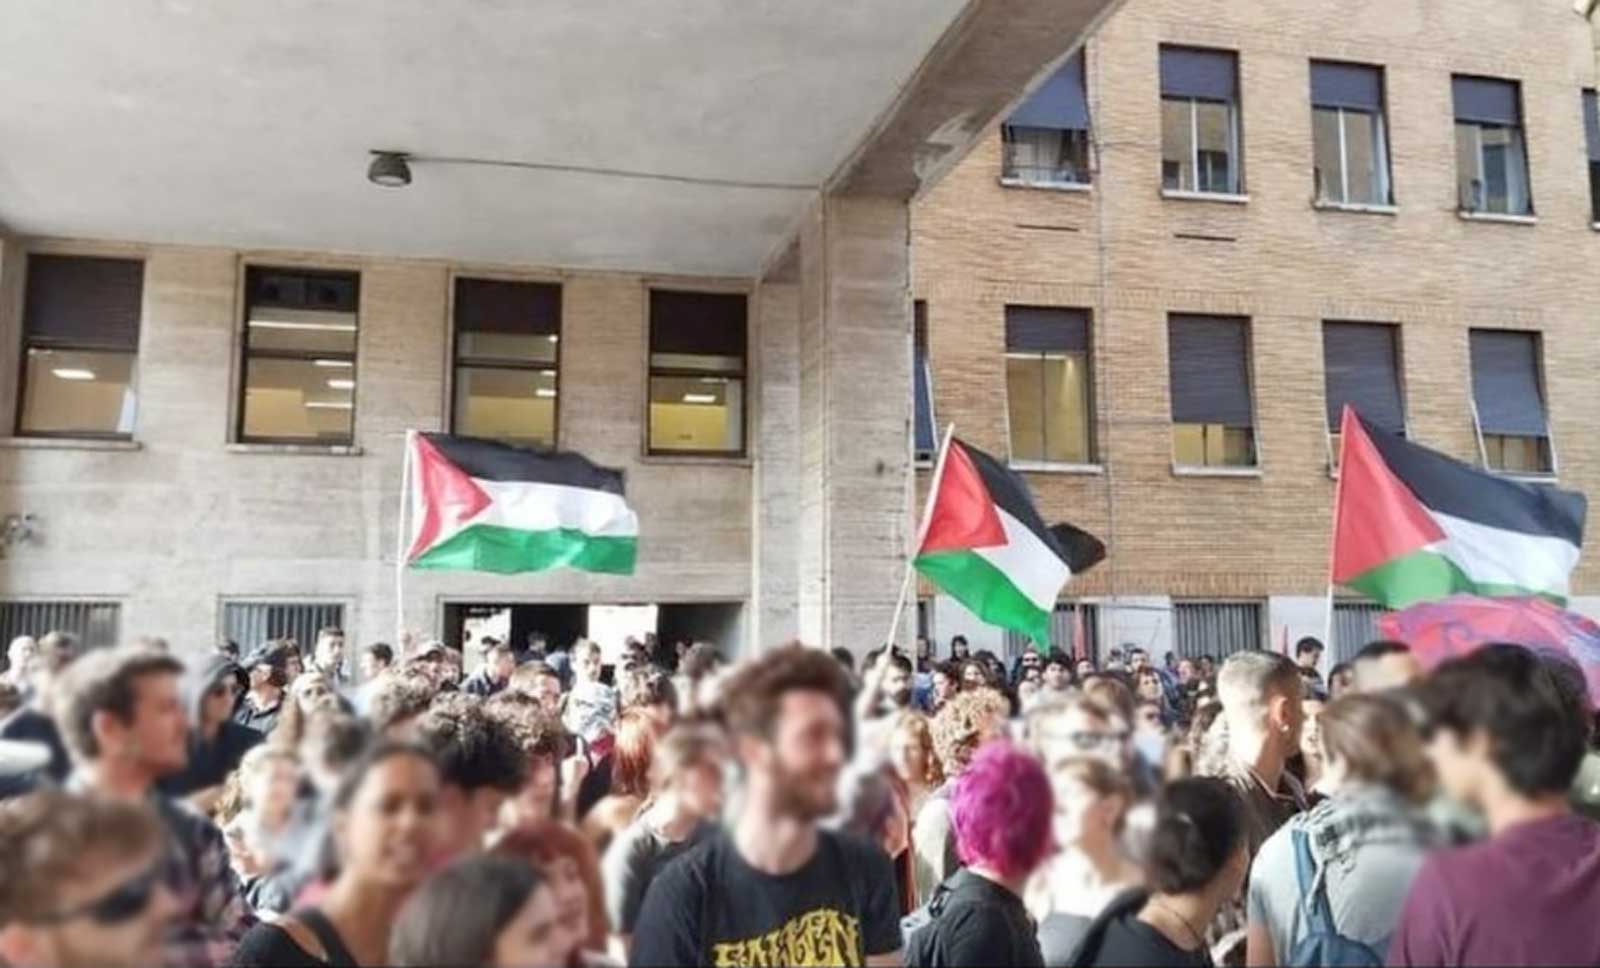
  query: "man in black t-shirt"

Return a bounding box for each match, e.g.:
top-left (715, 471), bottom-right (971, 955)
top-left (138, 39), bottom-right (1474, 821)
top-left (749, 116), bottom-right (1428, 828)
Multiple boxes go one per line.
top-left (629, 644), bottom-right (902, 968)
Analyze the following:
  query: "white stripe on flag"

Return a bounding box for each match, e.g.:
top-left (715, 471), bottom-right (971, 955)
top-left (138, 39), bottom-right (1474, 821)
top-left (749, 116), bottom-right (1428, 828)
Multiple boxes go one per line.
top-left (1431, 509), bottom-right (1581, 596)
top-left (441, 479), bottom-right (640, 544)
top-left (974, 509), bottom-right (1072, 612)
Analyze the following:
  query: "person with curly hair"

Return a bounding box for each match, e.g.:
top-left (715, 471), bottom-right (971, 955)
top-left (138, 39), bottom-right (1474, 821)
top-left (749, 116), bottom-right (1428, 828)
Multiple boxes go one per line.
top-left (905, 742), bottom-right (1053, 967)
top-left (413, 694), bottom-right (529, 861)
top-left (889, 710), bottom-right (944, 817)
top-left (912, 687), bottom-right (1010, 907)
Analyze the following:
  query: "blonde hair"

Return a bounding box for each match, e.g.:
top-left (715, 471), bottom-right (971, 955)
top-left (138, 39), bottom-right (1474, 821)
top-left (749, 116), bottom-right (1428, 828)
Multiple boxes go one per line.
top-left (891, 711), bottom-right (944, 787)
top-left (930, 687), bottom-right (1010, 773)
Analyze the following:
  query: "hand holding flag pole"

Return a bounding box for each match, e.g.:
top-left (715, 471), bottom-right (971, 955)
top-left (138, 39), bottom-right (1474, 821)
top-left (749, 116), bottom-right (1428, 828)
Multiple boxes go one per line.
top-left (887, 424), bottom-right (957, 673)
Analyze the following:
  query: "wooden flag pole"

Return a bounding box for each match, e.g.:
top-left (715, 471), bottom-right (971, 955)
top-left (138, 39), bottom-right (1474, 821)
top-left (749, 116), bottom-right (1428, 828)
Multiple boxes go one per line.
top-left (888, 423), bottom-right (956, 672)
top-left (394, 430), bottom-right (414, 645)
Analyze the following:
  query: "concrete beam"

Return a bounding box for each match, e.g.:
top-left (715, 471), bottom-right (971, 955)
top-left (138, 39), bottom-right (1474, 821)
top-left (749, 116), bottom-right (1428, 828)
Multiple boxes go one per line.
top-left (827, 0), bottom-right (1128, 199)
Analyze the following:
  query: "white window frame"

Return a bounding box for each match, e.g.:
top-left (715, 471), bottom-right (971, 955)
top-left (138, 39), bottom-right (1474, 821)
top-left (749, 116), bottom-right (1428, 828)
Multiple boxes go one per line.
top-left (1458, 121), bottom-right (1532, 216)
top-left (1316, 106), bottom-right (1391, 206)
top-left (1164, 96), bottom-right (1242, 195)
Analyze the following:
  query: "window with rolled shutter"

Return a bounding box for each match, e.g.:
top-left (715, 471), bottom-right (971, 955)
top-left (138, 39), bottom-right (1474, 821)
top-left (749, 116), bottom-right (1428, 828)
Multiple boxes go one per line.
top-left (17, 254), bottom-right (144, 438)
top-left (1168, 315), bottom-right (1256, 468)
top-left (1005, 306), bottom-right (1094, 464)
top-left (1323, 321), bottom-right (1404, 434)
top-left (1469, 329), bottom-right (1551, 474)
top-left (648, 290), bottom-right (748, 455)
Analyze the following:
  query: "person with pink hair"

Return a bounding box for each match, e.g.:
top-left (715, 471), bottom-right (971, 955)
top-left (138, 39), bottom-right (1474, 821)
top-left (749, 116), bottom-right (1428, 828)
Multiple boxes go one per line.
top-left (905, 742), bottom-right (1053, 967)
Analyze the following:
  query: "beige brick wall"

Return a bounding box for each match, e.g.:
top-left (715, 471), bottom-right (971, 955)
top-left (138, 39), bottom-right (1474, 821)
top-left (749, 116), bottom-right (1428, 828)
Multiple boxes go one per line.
top-left (913, 0), bottom-right (1600, 601)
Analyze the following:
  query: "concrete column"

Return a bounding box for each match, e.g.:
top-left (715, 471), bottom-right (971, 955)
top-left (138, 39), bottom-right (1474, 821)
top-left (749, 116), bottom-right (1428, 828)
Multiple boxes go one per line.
top-left (795, 194), bottom-right (915, 657)
top-left (750, 277), bottom-right (800, 651)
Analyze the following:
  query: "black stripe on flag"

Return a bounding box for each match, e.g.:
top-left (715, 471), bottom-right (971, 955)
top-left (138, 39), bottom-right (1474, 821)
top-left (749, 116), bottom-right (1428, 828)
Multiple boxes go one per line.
top-left (959, 439), bottom-right (1072, 561)
top-left (1355, 413), bottom-right (1586, 544)
top-left (421, 433), bottom-right (627, 495)
top-left (1049, 523), bottom-right (1107, 575)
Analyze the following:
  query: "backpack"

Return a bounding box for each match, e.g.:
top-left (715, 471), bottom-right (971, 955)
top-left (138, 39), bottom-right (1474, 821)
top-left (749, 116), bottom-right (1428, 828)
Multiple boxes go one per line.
top-left (1286, 827), bottom-right (1383, 967)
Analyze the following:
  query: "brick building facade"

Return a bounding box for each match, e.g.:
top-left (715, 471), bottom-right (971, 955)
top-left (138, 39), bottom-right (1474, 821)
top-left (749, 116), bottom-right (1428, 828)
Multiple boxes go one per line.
top-left (913, 0), bottom-right (1600, 660)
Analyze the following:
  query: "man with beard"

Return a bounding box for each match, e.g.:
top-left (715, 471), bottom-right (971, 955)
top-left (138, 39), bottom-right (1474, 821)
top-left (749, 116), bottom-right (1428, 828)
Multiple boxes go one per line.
top-left (54, 647), bottom-right (255, 967)
top-left (0, 791), bottom-right (182, 968)
top-left (629, 645), bottom-right (902, 967)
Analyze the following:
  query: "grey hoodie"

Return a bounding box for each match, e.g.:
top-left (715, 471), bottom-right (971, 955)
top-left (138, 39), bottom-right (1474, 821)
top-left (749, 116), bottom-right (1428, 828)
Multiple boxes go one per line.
top-left (157, 655), bottom-right (261, 797)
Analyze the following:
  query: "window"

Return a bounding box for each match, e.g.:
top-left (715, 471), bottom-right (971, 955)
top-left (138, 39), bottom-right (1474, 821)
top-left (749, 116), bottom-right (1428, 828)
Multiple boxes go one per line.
top-left (239, 267), bottom-right (360, 444)
top-left (1160, 46), bottom-right (1242, 195)
top-left (1002, 51), bottom-right (1092, 185)
top-left (648, 290), bottom-right (747, 455)
top-left (1173, 601), bottom-right (1263, 659)
top-left (1332, 601), bottom-right (1386, 662)
top-left (1005, 602), bottom-right (1099, 660)
top-left (1469, 329), bottom-right (1552, 474)
top-left (1453, 75), bottom-right (1532, 215)
top-left (16, 255), bottom-right (143, 438)
top-left (1310, 61), bottom-right (1392, 206)
top-left (452, 278), bottom-right (561, 449)
top-left (0, 600), bottom-right (120, 650)
top-left (1583, 90), bottom-right (1600, 222)
top-left (222, 601), bottom-right (346, 652)
top-left (1168, 315), bottom-right (1255, 468)
top-left (914, 301), bottom-right (938, 462)
top-left (1323, 321), bottom-right (1404, 460)
top-left (1005, 307), bottom-right (1094, 464)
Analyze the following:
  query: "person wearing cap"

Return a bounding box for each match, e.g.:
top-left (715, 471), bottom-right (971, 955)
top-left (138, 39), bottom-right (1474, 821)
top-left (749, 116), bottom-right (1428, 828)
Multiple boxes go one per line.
top-left (233, 643), bottom-right (288, 737)
top-left (158, 656), bottom-right (262, 812)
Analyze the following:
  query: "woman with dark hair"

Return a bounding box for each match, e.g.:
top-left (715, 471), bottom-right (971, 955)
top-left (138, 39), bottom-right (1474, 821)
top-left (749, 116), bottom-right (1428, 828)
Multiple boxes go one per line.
top-left (390, 854), bottom-right (563, 968)
top-left (579, 708), bottom-right (662, 852)
top-left (1244, 694), bottom-right (1441, 966)
top-left (495, 821), bottom-right (615, 967)
top-left (1069, 777), bottom-right (1248, 967)
top-left (229, 743), bottom-right (441, 967)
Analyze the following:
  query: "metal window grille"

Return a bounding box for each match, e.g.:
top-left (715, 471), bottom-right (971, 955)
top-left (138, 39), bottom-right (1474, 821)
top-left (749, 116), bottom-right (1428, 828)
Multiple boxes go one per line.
top-left (1173, 601), bottom-right (1263, 660)
top-left (0, 601), bottom-right (121, 650)
top-left (222, 601), bottom-right (346, 653)
top-left (1332, 602), bottom-right (1387, 663)
top-left (1005, 603), bottom-right (1100, 660)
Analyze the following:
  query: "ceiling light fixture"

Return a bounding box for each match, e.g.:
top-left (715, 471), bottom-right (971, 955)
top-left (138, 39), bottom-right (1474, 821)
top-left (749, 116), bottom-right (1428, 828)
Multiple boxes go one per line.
top-left (249, 319), bottom-right (357, 332)
top-left (52, 368), bottom-right (96, 381)
top-left (326, 379), bottom-right (355, 390)
top-left (367, 151), bottom-right (412, 188)
top-left (305, 401), bottom-right (354, 410)
top-left (314, 359), bottom-right (354, 368)
top-left (682, 393), bottom-right (717, 404)
top-left (536, 388), bottom-right (557, 398)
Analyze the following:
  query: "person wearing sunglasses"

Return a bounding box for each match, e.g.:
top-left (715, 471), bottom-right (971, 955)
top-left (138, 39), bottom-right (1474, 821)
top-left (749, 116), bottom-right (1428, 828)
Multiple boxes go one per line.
top-left (0, 790), bottom-right (182, 968)
top-left (54, 647), bottom-right (256, 967)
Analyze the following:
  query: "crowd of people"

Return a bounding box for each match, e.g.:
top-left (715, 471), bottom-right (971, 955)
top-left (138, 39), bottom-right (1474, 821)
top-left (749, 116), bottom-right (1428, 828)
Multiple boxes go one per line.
top-left (1, 622), bottom-right (1599, 967)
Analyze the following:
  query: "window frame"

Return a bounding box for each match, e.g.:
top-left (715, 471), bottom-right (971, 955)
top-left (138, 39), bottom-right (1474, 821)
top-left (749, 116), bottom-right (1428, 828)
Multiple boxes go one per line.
top-left (1002, 306), bottom-right (1097, 467)
top-left (1161, 94), bottom-right (1242, 195)
top-left (219, 597), bottom-right (351, 652)
top-left (1313, 105), bottom-right (1392, 206)
top-left (235, 265), bottom-right (362, 447)
top-left (1451, 75), bottom-right (1534, 217)
top-left (1467, 329), bottom-right (1557, 479)
top-left (645, 287), bottom-right (750, 459)
top-left (1171, 599), bottom-right (1267, 658)
top-left (447, 274), bottom-right (563, 451)
top-left (1322, 320), bottom-right (1407, 471)
top-left (1000, 124), bottom-right (1094, 187)
top-left (14, 253), bottom-right (145, 441)
top-left (0, 598), bottom-right (123, 651)
top-left (1167, 314), bottom-right (1259, 471)
top-left (913, 299), bottom-right (938, 466)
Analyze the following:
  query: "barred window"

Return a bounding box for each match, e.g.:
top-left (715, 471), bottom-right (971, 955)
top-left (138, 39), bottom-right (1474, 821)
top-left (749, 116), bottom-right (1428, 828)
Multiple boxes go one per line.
top-left (1172, 601), bottom-right (1263, 659)
top-left (222, 601), bottom-right (346, 652)
top-left (0, 601), bottom-right (121, 650)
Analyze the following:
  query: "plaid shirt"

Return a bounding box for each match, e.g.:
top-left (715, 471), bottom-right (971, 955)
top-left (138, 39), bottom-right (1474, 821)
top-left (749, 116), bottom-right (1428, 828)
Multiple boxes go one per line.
top-left (69, 775), bottom-right (257, 967)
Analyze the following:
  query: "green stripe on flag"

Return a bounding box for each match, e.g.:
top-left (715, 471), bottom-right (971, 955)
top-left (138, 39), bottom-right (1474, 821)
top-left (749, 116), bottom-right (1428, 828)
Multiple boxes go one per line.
top-left (411, 524), bottom-right (637, 576)
top-left (915, 549), bottom-right (1052, 646)
top-left (1343, 547), bottom-right (1564, 609)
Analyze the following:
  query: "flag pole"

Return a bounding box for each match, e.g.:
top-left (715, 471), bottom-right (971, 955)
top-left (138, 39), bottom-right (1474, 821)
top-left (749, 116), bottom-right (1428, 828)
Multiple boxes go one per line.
top-left (889, 423), bottom-right (956, 670)
top-left (1324, 407), bottom-right (1353, 662)
top-left (395, 430), bottom-right (414, 645)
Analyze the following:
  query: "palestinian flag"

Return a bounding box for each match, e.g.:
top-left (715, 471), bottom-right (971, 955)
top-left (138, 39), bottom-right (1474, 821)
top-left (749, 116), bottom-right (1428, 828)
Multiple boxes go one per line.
top-left (914, 438), bottom-right (1105, 646)
top-left (1332, 407), bottom-right (1585, 608)
top-left (405, 433), bottom-right (638, 575)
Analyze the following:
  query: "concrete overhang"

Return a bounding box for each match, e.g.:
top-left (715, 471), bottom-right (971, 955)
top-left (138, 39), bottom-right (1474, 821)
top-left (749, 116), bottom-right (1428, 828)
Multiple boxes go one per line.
top-left (0, 0), bottom-right (1121, 277)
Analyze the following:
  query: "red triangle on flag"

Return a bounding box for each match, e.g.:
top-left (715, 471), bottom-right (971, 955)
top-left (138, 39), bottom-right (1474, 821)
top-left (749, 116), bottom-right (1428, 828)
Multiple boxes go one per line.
top-left (917, 440), bottom-right (1007, 555)
top-left (1331, 407), bottom-right (1446, 582)
top-left (406, 434), bottom-right (493, 562)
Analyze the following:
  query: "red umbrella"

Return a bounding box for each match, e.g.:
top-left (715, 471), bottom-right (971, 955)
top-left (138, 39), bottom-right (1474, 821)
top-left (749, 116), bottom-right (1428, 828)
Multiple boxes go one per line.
top-left (1379, 594), bottom-right (1600, 705)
